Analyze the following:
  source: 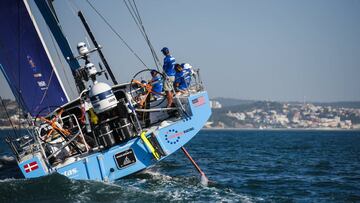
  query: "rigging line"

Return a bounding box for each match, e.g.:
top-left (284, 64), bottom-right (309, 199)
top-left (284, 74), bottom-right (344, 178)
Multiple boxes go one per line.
top-left (66, 0), bottom-right (79, 16)
top-left (67, 1), bottom-right (93, 49)
top-left (33, 29), bottom-right (56, 112)
top-left (33, 31), bottom-right (55, 110)
top-left (18, 0), bottom-right (21, 132)
top-left (131, 0), bottom-right (161, 63)
top-left (0, 96), bottom-right (18, 137)
top-left (123, 0), bottom-right (158, 69)
top-left (128, 0), bottom-right (160, 67)
top-left (123, 0), bottom-right (147, 40)
top-left (131, 0), bottom-right (143, 24)
top-left (66, 0), bottom-right (89, 42)
top-left (124, 0), bottom-right (161, 70)
top-left (46, 26), bottom-right (76, 98)
top-left (131, 0), bottom-right (162, 68)
top-left (85, 0), bottom-right (148, 68)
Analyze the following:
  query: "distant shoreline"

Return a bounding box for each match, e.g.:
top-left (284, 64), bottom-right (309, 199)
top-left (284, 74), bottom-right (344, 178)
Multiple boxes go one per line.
top-left (201, 128), bottom-right (360, 132)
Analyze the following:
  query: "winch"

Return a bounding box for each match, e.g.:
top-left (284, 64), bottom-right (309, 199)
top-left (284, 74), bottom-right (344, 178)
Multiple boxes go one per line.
top-left (75, 42), bottom-right (135, 149)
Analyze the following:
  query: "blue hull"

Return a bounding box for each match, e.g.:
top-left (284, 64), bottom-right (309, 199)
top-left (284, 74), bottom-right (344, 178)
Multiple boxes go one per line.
top-left (18, 92), bottom-right (211, 181)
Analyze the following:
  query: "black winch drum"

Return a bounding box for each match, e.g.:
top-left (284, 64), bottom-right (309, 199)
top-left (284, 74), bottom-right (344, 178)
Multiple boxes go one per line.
top-left (118, 118), bottom-right (134, 139)
top-left (98, 124), bottom-right (116, 148)
top-left (112, 121), bottom-right (126, 142)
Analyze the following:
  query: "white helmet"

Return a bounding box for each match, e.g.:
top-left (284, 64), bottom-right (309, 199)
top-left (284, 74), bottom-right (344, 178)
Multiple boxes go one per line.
top-left (183, 63), bottom-right (192, 70)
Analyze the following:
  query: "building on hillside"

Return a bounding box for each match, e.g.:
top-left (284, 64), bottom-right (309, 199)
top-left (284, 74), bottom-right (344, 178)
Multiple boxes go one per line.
top-left (210, 100), bottom-right (222, 109)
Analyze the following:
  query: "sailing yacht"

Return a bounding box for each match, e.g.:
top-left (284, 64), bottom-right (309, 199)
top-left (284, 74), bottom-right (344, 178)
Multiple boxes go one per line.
top-left (0, 0), bottom-right (211, 182)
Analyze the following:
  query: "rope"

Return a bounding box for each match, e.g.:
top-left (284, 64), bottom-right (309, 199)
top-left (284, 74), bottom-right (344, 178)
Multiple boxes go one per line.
top-left (66, 0), bottom-right (91, 47)
top-left (132, 0), bottom-right (162, 66)
top-left (123, 0), bottom-right (162, 70)
top-left (46, 26), bottom-right (77, 98)
top-left (123, 0), bottom-right (147, 41)
top-left (17, 0), bottom-right (21, 132)
top-left (85, 0), bottom-right (148, 68)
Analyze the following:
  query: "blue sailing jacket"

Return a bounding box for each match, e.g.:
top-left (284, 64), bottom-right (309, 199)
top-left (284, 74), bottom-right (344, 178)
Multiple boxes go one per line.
top-left (151, 75), bottom-right (163, 95)
top-left (175, 69), bottom-right (191, 90)
top-left (163, 55), bottom-right (176, 76)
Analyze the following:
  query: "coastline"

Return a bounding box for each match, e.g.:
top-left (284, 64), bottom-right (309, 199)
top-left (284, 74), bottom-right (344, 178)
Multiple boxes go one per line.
top-left (201, 127), bottom-right (360, 132)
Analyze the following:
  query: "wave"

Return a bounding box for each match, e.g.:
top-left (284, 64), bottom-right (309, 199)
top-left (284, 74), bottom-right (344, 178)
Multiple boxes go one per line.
top-left (118, 168), bottom-right (262, 202)
top-left (0, 155), bottom-right (15, 163)
top-left (0, 168), bottom-right (262, 203)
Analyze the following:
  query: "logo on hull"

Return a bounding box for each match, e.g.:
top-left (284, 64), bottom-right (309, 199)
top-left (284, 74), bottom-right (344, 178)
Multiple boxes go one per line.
top-left (165, 127), bottom-right (195, 145)
top-left (62, 168), bottom-right (78, 177)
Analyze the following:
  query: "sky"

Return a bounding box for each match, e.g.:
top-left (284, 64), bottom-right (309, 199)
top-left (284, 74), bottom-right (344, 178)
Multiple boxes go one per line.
top-left (0, 0), bottom-right (360, 102)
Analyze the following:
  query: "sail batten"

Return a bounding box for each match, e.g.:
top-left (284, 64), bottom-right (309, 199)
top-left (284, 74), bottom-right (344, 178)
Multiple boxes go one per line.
top-left (0, 0), bottom-right (69, 116)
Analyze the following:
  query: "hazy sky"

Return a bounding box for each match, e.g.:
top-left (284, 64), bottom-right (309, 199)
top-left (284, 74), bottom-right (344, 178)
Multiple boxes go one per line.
top-left (1, 0), bottom-right (359, 102)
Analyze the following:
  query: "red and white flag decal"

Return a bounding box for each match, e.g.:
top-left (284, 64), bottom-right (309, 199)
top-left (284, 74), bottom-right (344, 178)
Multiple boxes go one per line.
top-left (192, 96), bottom-right (206, 107)
top-left (24, 161), bottom-right (39, 173)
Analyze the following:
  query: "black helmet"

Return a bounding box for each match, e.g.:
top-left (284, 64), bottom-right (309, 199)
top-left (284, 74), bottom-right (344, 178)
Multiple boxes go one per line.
top-left (161, 47), bottom-right (169, 55)
top-left (150, 69), bottom-right (157, 75)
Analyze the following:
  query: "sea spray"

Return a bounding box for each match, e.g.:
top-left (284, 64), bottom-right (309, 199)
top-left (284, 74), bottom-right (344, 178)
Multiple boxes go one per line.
top-left (200, 174), bottom-right (209, 186)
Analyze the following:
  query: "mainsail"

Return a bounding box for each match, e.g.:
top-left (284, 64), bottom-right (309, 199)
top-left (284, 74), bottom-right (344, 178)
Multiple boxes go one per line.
top-left (0, 0), bottom-right (69, 116)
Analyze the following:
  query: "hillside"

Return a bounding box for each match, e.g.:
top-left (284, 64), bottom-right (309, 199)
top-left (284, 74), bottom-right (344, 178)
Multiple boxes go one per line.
top-left (209, 98), bottom-right (360, 129)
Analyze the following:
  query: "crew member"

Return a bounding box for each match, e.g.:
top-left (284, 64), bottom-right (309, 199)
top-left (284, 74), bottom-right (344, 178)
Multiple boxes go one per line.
top-left (161, 47), bottom-right (176, 107)
top-left (181, 63), bottom-right (195, 75)
top-left (174, 63), bottom-right (191, 94)
top-left (149, 69), bottom-right (163, 98)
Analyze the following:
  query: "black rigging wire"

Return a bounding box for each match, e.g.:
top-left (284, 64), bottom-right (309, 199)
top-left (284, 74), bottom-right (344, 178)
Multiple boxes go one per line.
top-left (123, 1), bottom-right (147, 41)
top-left (17, 0), bottom-right (21, 134)
top-left (132, 0), bottom-right (161, 66)
top-left (46, 26), bottom-right (77, 99)
top-left (123, 0), bottom-right (162, 70)
top-left (85, 0), bottom-right (148, 68)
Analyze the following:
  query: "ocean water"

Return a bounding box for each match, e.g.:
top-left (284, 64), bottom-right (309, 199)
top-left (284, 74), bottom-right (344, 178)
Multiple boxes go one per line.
top-left (0, 129), bottom-right (359, 203)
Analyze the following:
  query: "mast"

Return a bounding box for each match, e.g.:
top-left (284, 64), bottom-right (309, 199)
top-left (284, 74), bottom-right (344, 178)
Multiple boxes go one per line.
top-left (78, 11), bottom-right (118, 85)
top-left (34, 0), bottom-right (86, 93)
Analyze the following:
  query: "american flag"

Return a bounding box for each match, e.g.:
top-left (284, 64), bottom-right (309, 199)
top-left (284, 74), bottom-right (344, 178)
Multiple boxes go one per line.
top-left (24, 161), bottom-right (39, 173)
top-left (192, 96), bottom-right (206, 107)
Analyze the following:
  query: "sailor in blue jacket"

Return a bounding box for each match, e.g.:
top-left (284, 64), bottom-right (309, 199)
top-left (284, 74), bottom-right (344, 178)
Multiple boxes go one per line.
top-left (150, 69), bottom-right (163, 98)
top-left (174, 63), bottom-right (191, 94)
top-left (161, 47), bottom-right (176, 107)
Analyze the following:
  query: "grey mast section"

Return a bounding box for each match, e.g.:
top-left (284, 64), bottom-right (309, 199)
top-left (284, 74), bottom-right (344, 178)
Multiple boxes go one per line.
top-left (34, 0), bottom-right (85, 93)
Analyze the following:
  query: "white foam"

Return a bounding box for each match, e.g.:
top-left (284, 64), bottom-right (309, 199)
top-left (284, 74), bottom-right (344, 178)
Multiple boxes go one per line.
top-left (200, 174), bottom-right (209, 186)
top-left (92, 168), bottom-right (264, 203)
top-left (141, 168), bottom-right (173, 181)
top-left (0, 178), bottom-right (19, 183)
top-left (0, 155), bottom-right (15, 162)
